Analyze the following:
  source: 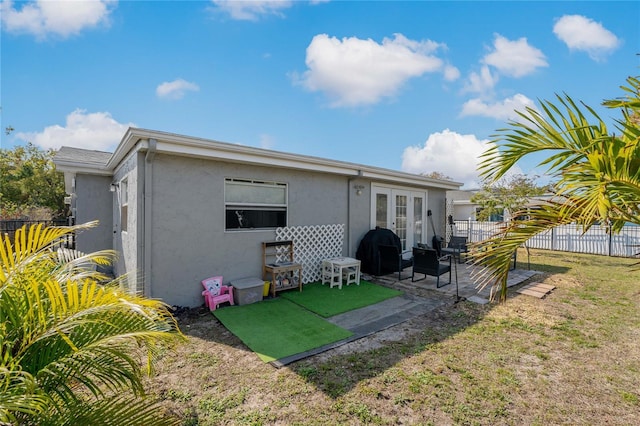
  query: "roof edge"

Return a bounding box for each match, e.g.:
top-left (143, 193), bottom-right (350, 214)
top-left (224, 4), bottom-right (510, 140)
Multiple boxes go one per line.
top-left (60, 127), bottom-right (463, 190)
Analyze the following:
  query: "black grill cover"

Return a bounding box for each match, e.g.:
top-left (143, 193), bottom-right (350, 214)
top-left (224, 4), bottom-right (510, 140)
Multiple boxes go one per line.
top-left (356, 227), bottom-right (402, 275)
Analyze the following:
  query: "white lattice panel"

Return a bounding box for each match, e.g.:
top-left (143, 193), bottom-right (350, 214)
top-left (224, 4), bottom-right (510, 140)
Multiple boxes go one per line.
top-left (445, 198), bottom-right (454, 242)
top-left (275, 224), bottom-right (345, 283)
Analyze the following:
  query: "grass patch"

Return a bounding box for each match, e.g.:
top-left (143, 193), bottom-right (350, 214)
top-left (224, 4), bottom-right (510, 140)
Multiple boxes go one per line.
top-left (213, 298), bottom-right (352, 362)
top-left (280, 280), bottom-right (402, 317)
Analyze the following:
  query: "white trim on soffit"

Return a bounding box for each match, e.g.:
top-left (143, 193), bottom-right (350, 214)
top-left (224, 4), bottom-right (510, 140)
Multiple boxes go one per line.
top-left (65, 128), bottom-right (463, 191)
top-left (54, 163), bottom-right (112, 176)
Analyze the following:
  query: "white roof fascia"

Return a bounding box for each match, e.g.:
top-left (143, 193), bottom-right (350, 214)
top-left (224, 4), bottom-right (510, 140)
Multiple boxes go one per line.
top-left (111, 139), bottom-right (149, 177)
top-left (357, 169), bottom-right (461, 190)
top-left (150, 139), bottom-right (363, 177)
top-left (106, 127), bottom-right (144, 171)
top-left (113, 128), bottom-right (374, 177)
top-left (100, 128), bottom-right (462, 190)
top-left (54, 162), bottom-right (112, 176)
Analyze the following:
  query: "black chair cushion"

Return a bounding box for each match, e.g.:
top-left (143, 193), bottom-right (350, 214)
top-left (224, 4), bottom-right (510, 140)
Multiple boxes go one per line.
top-left (413, 248), bottom-right (448, 274)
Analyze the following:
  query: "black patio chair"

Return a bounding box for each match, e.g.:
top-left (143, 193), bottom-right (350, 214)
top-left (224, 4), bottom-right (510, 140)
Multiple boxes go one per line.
top-left (377, 244), bottom-right (413, 280)
top-left (441, 236), bottom-right (469, 264)
top-left (411, 247), bottom-right (451, 288)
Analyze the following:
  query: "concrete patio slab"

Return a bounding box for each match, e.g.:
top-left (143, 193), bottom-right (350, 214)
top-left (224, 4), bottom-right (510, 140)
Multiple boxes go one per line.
top-left (327, 292), bottom-right (448, 335)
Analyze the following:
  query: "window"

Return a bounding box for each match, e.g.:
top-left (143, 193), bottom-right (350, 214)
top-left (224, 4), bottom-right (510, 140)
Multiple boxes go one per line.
top-left (120, 179), bottom-right (128, 232)
top-left (225, 178), bottom-right (287, 230)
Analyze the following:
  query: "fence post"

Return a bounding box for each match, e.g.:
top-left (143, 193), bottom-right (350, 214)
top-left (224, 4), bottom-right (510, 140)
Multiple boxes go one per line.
top-left (608, 224), bottom-right (613, 257)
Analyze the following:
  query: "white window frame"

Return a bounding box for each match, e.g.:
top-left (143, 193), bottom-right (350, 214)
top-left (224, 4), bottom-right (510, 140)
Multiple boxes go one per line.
top-left (120, 178), bottom-right (128, 233)
top-left (224, 178), bottom-right (288, 231)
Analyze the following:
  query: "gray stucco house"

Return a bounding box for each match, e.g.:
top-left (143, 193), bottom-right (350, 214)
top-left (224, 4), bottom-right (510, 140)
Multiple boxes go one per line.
top-left (54, 128), bottom-right (462, 308)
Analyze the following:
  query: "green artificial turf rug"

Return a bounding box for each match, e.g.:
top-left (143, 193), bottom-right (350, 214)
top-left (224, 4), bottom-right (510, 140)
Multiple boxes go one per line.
top-left (213, 298), bottom-right (352, 363)
top-left (280, 280), bottom-right (403, 318)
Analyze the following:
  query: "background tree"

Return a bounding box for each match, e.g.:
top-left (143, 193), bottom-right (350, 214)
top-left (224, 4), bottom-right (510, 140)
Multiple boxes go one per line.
top-left (470, 174), bottom-right (548, 221)
top-left (473, 74), bottom-right (640, 301)
top-left (421, 171), bottom-right (454, 181)
top-left (0, 142), bottom-right (66, 219)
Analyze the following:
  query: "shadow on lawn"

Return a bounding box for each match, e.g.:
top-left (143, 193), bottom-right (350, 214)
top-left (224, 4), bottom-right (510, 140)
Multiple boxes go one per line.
top-left (174, 303), bottom-right (481, 398)
top-left (526, 262), bottom-right (569, 274)
top-left (287, 295), bottom-right (492, 398)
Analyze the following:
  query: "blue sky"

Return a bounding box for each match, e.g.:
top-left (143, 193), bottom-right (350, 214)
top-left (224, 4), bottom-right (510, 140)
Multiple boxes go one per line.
top-left (2, 0), bottom-right (638, 188)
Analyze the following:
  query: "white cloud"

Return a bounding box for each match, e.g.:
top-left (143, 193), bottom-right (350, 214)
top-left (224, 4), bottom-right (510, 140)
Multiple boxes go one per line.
top-left (401, 129), bottom-right (491, 188)
top-left (483, 34), bottom-right (548, 78)
top-left (0, 0), bottom-right (116, 39)
top-left (211, 0), bottom-right (292, 21)
top-left (443, 64), bottom-right (461, 82)
top-left (460, 93), bottom-right (537, 121)
top-left (553, 15), bottom-right (620, 61)
top-left (156, 79), bottom-right (200, 100)
top-left (16, 109), bottom-right (133, 151)
top-left (259, 134), bottom-right (275, 150)
top-left (295, 33), bottom-right (446, 107)
top-left (463, 65), bottom-right (498, 95)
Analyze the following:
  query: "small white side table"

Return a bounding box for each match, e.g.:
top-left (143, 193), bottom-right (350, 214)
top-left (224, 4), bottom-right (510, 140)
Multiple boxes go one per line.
top-left (321, 257), bottom-right (361, 289)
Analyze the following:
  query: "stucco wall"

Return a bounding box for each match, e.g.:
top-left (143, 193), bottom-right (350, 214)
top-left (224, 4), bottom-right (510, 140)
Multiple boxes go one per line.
top-left (453, 205), bottom-right (477, 221)
top-left (347, 179), bottom-right (373, 255)
top-left (112, 151), bottom-right (141, 294)
top-left (148, 154), bottom-right (351, 307)
top-left (74, 174), bottom-right (112, 256)
top-left (428, 190), bottom-right (447, 239)
top-left (110, 152), bottom-right (453, 307)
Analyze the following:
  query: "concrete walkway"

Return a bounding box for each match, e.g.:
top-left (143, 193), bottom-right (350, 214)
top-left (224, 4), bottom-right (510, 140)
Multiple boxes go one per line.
top-left (272, 264), bottom-right (540, 367)
top-left (408, 262), bottom-right (540, 304)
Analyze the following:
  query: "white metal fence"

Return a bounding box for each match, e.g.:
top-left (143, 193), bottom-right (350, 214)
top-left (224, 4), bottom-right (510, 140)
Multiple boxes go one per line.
top-left (453, 220), bottom-right (640, 258)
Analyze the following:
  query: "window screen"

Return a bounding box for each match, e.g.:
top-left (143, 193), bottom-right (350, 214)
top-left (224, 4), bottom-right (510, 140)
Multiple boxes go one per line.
top-left (225, 178), bottom-right (287, 230)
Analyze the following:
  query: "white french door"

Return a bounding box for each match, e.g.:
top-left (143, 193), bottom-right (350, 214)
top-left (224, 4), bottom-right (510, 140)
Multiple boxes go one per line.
top-left (392, 190), bottom-right (410, 250)
top-left (371, 186), bottom-right (427, 250)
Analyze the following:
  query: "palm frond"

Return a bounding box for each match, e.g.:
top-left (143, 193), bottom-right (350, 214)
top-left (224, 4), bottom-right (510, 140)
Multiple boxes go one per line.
top-left (0, 367), bottom-right (48, 424)
top-left (0, 221), bottom-right (100, 286)
top-left (475, 75), bottom-right (640, 302)
top-left (51, 248), bottom-right (117, 283)
top-left (480, 93), bottom-right (608, 185)
top-left (34, 393), bottom-right (180, 426)
top-left (0, 222), bottom-right (184, 424)
top-left (470, 200), bottom-right (592, 301)
top-left (13, 278), bottom-right (181, 398)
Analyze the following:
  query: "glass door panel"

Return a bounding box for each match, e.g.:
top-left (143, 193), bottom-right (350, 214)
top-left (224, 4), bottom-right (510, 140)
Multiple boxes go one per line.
top-left (375, 192), bottom-right (389, 229)
top-left (393, 192), bottom-right (408, 250)
top-left (413, 195), bottom-right (424, 246)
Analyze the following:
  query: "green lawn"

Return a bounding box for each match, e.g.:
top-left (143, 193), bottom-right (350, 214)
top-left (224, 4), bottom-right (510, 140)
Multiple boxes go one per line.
top-left (148, 249), bottom-right (640, 425)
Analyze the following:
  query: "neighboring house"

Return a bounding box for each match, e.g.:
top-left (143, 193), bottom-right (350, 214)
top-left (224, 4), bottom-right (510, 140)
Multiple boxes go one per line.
top-left (446, 189), bottom-right (555, 222)
top-left (54, 128), bottom-right (462, 308)
top-left (446, 190), bottom-right (484, 222)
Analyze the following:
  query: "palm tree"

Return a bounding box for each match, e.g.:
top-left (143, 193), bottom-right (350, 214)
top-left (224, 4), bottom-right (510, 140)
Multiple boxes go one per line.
top-left (473, 75), bottom-right (640, 301)
top-left (0, 222), bottom-right (184, 425)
